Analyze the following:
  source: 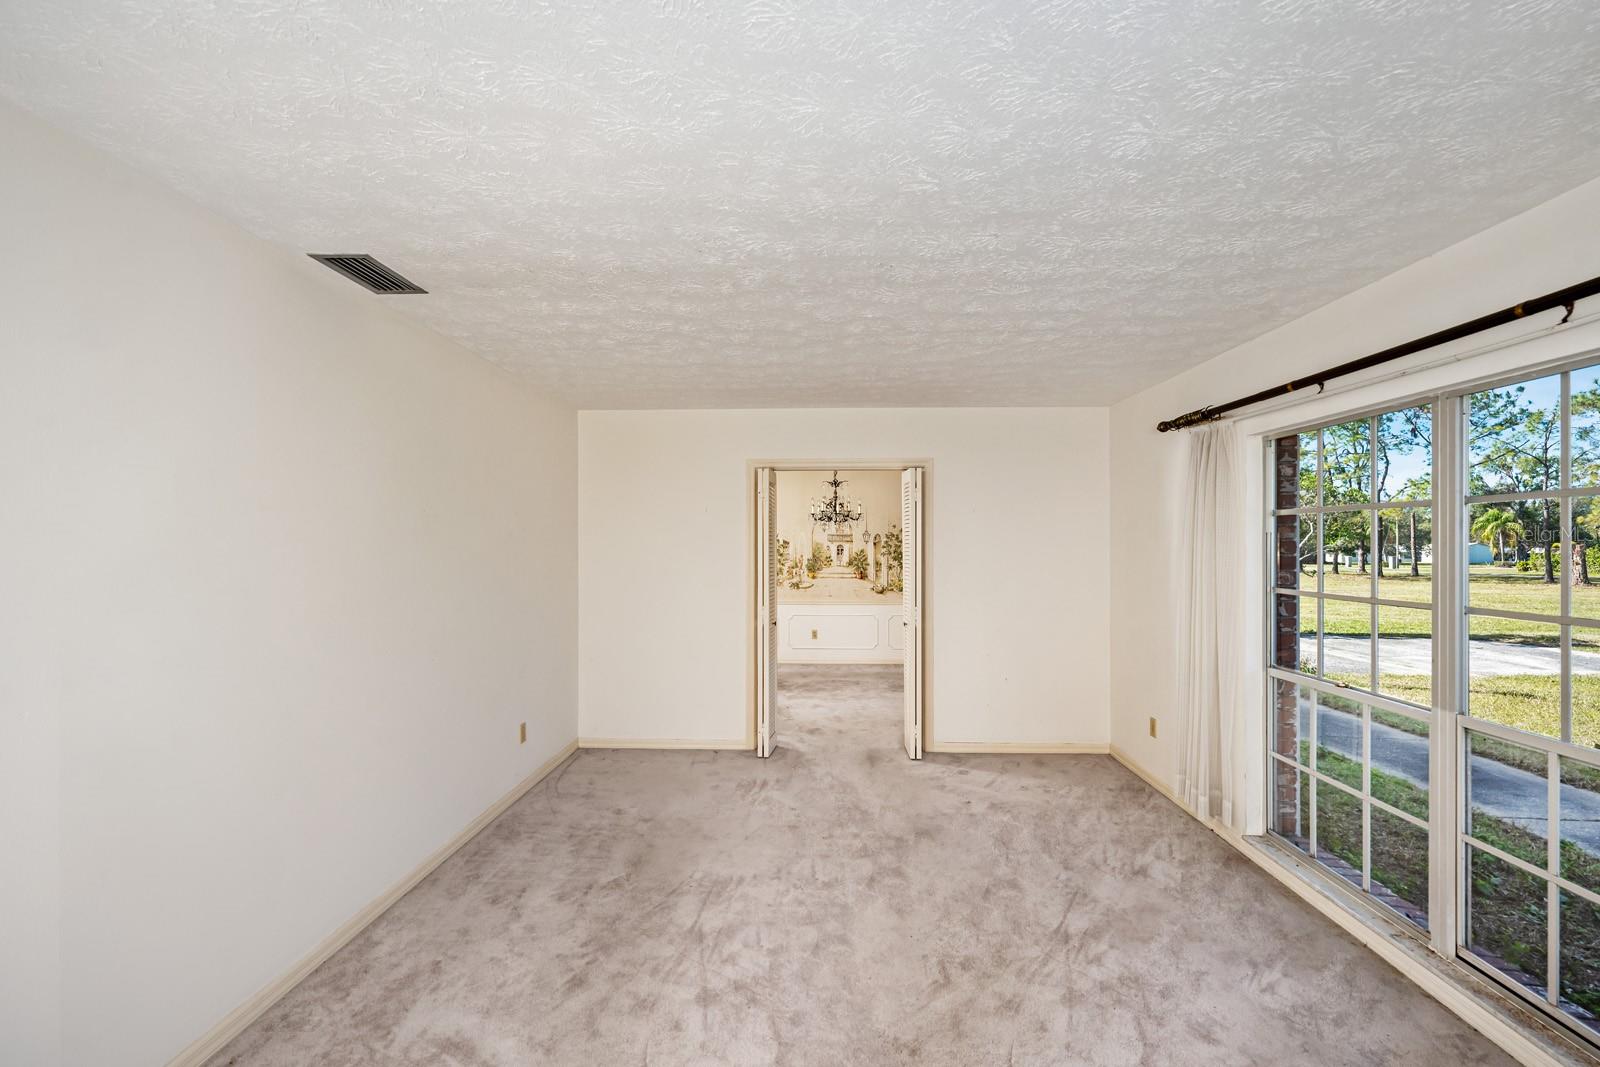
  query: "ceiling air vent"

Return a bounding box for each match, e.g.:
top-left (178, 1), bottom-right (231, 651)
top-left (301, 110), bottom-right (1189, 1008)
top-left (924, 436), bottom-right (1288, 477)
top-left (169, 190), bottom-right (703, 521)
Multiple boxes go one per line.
top-left (308, 253), bottom-right (427, 294)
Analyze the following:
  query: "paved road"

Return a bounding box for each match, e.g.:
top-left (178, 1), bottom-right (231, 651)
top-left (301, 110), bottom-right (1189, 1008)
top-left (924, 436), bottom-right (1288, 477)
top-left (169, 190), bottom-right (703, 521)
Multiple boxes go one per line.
top-left (1322, 635), bottom-right (1600, 676)
top-left (1303, 698), bottom-right (1600, 855)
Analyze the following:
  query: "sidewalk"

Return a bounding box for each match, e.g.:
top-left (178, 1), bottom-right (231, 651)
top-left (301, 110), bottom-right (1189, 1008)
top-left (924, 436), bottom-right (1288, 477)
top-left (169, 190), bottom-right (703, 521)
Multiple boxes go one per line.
top-left (1304, 697), bottom-right (1600, 855)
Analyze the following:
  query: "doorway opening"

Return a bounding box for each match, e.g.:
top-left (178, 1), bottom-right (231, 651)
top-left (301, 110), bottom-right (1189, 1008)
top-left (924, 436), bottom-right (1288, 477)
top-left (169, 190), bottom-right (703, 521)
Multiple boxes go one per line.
top-left (753, 464), bottom-right (925, 759)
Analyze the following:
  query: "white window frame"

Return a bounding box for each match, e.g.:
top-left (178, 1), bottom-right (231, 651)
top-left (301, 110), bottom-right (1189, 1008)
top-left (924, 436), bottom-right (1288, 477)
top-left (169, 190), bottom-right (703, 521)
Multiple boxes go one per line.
top-left (1452, 364), bottom-right (1600, 1032)
top-left (1260, 351), bottom-right (1600, 1046)
top-left (1265, 405), bottom-right (1440, 934)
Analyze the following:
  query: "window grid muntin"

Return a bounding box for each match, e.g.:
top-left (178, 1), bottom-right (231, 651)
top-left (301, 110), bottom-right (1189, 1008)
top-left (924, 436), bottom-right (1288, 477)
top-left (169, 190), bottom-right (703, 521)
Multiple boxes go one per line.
top-left (1269, 406), bottom-right (1435, 933)
top-left (1270, 410), bottom-right (1435, 715)
top-left (1459, 750), bottom-right (1600, 1022)
top-left (1466, 605), bottom-right (1600, 630)
top-left (1460, 829), bottom-right (1600, 906)
top-left (1277, 587), bottom-right (1445, 611)
top-left (1460, 366), bottom-right (1598, 1034)
top-left (1268, 666), bottom-right (1432, 725)
top-left (1271, 751), bottom-right (1430, 830)
top-left (1276, 497), bottom-right (1434, 515)
top-left (1363, 701), bottom-right (1374, 893)
top-left (1463, 368), bottom-right (1588, 747)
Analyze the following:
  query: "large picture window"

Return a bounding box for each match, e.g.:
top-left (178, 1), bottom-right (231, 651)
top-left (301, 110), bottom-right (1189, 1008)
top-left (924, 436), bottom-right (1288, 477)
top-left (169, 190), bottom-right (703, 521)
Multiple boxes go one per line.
top-left (1461, 368), bottom-right (1600, 1034)
top-left (1266, 365), bottom-right (1600, 1044)
top-left (1270, 408), bottom-right (1434, 929)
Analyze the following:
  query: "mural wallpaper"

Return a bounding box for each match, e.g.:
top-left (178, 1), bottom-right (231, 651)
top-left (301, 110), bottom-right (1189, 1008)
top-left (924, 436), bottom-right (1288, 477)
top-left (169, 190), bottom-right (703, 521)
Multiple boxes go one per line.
top-left (776, 469), bottom-right (902, 604)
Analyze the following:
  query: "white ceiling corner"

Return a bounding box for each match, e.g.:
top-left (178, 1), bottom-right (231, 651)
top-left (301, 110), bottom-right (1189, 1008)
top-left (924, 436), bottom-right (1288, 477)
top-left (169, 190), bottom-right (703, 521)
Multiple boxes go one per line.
top-left (3, 0), bottom-right (1599, 408)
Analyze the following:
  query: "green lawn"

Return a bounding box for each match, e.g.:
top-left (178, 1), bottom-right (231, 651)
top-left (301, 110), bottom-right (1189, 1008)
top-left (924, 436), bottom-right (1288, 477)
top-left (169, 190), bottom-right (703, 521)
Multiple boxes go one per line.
top-left (1297, 749), bottom-right (1600, 1017)
top-left (1294, 564), bottom-right (1600, 1015)
top-left (1330, 673), bottom-right (1600, 750)
top-left (1365, 702), bottom-right (1600, 788)
top-left (1296, 564), bottom-right (1600, 748)
top-left (1311, 566), bottom-right (1600, 647)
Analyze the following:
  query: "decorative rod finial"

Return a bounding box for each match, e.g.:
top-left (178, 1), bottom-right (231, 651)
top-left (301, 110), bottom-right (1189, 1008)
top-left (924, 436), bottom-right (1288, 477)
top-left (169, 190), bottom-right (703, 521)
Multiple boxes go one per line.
top-left (1158, 406), bottom-right (1222, 433)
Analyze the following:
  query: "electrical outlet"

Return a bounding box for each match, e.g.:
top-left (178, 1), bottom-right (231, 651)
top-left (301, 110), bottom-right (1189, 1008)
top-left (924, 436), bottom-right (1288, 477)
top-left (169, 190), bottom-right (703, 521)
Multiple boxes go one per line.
top-left (519, 722), bottom-right (527, 744)
top-left (1148, 717), bottom-right (1158, 738)
top-left (811, 628), bottom-right (818, 640)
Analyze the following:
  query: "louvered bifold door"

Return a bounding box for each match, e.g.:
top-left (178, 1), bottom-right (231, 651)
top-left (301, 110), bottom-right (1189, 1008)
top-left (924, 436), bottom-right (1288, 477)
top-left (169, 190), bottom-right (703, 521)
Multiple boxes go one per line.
top-left (756, 467), bottom-right (778, 757)
top-left (901, 467), bottom-right (924, 760)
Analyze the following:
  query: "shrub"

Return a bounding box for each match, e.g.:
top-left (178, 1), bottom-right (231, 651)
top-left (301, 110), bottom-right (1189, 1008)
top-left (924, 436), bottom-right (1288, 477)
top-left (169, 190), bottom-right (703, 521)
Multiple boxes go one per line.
top-left (847, 549), bottom-right (869, 580)
top-left (806, 542), bottom-right (830, 578)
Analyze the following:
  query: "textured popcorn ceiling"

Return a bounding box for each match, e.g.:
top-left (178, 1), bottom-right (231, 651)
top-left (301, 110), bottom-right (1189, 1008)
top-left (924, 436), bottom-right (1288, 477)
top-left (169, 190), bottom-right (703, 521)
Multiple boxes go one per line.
top-left (3, 2), bottom-right (1600, 408)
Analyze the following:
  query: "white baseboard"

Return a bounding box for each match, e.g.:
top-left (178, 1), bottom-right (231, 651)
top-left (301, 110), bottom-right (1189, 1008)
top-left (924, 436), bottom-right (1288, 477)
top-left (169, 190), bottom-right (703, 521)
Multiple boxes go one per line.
top-left (1107, 746), bottom-right (1591, 1067)
top-left (166, 739), bottom-right (580, 1067)
top-left (578, 737), bottom-right (750, 750)
top-left (926, 741), bottom-right (1110, 754)
top-left (1108, 744), bottom-right (1189, 811)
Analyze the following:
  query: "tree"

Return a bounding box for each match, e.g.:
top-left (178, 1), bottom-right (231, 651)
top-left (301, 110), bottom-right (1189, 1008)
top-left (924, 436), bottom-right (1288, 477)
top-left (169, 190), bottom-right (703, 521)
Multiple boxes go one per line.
top-left (1383, 475), bottom-right (1433, 578)
top-left (806, 542), bottom-right (830, 578)
top-left (1322, 421), bottom-right (1373, 573)
top-left (779, 537), bottom-right (806, 588)
top-left (1572, 382), bottom-right (1600, 485)
top-left (1469, 383), bottom-right (1558, 581)
top-left (777, 537), bottom-right (799, 588)
top-left (1568, 381), bottom-right (1600, 587)
top-left (880, 524), bottom-right (903, 584)
top-left (1373, 410), bottom-right (1431, 579)
top-left (1408, 508), bottom-right (1421, 577)
top-left (1471, 508), bottom-right (1525, 565)
top-left (1376, 408), bottom-right (1432, 499)
top-left (1320, 508), bottom-right (1378, 576)
top-left (1574, 504), bottom-right (1600, 588)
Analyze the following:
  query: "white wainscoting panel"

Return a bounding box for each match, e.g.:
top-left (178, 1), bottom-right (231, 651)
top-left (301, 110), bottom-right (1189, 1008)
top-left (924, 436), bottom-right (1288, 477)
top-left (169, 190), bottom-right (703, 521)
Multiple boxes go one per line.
top-left (778, 603), bottom-right (903, 664)
top-left (887, 614), bottom-right (906, 651)
top-left (787, 612), bottom-right (877, 650)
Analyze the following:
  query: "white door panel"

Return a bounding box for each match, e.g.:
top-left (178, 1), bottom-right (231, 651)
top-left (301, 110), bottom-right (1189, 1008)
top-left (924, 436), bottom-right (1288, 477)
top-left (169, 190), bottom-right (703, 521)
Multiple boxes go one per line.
top-left (756, 467), bottom-right (778, 757)
top-left (901, 467), bottom-right (923, 760)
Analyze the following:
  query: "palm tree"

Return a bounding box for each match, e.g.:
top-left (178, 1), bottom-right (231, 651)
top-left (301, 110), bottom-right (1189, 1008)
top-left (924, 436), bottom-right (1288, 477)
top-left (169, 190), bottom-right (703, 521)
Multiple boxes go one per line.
top-left (1471, 508), bottom-right (1524, 566)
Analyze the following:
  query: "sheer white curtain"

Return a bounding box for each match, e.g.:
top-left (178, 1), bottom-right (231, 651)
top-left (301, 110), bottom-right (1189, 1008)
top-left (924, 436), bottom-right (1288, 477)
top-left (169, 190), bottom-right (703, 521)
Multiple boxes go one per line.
top-left (1176, 423), bottom-right (1243, 827)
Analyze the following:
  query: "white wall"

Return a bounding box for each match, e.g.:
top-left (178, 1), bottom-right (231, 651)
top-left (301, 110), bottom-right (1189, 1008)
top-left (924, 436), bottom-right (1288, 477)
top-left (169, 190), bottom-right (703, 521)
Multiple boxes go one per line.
top-left (578, 409), bottom-right (1110, 747)
top-left (1108, 174), bottom-right (1600, 806)
top-left (0, 101), bottom-right (578, 1066)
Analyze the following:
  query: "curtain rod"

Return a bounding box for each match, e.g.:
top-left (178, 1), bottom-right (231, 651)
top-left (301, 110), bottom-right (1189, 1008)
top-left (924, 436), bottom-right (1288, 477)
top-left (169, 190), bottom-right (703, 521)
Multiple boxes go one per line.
top-left (1155, 274), bottom-right (1600, 433)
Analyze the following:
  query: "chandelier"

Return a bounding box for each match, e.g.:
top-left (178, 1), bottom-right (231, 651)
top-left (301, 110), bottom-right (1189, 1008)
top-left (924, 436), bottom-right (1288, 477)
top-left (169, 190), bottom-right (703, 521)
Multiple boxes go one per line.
top-left (810, 471), bottom-right (863, 526)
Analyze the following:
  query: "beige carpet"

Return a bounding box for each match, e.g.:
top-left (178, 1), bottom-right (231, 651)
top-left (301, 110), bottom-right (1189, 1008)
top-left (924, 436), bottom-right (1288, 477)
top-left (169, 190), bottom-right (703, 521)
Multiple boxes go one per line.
top-left (209, 664), bottom-right (1516, 1066)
